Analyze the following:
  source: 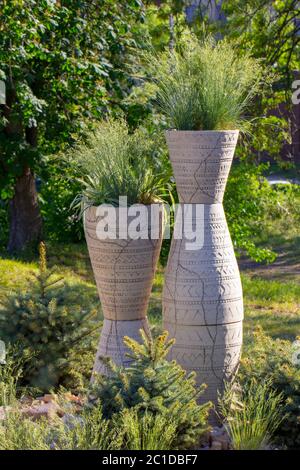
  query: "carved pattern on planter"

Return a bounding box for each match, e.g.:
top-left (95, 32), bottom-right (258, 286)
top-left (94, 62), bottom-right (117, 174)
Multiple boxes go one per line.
top-left (163, 130), bottom-right (243, 405)
top-left (84, 205), bottom-right (163, 375)
top-left (165, 130), bottom-right (239, 204)
top-left (93, 318), bottom-right (150, 375)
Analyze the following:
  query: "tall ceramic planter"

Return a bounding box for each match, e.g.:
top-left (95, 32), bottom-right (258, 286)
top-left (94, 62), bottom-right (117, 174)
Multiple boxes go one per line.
top-left (84, 205), bottom-right (163, 376)
top-left (162, 130), bottom-right (243, 406)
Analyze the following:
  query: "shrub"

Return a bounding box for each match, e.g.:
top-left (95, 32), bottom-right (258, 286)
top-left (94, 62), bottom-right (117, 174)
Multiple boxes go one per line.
top-left (0, 347), bottom-right (30, 406)
top-left (53, 403), bottom-right (124, 450)
top-left (145, 34), bottom-right (266, 131)
top-left (90, 329), bottom-right (212, 449)
top-left (0, 395), bottom-right (175, 450)
top-left (0, 243), bottom-right (99, 391)
top-left (69, 118), bottom-right (172, 211)
top-left (224, 162), bottom-right (276, 263)
top-left (261, 182), bottom-right (300, 233)
top-left (239, 327), bottom-right (300, 449)
top-left (0, 200), bottom-right (9, 249)
top-left (0, 403), bottom-right (123, 450)
top-left (121, 408), bottom-right (177, 450)
top-left (218, 379), bottom-right (284, 450)
top-left (0, 410), bottom-right (51, 450)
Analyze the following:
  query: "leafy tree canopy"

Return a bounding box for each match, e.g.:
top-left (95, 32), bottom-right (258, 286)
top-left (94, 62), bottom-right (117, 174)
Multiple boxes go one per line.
top-left (0, 0), bottom-right (144, 197)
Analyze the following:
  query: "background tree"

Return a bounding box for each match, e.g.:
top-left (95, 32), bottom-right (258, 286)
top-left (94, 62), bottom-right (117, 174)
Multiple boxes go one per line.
top-left (214, 0), bottom-right (300, 163)
top-left (220, 0), bottom-right (300, 83)
top-left (0, 0), bottom-right (144, 252)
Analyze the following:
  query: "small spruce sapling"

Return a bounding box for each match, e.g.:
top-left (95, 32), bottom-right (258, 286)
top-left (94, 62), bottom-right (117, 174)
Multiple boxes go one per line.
top-left (90, 330), bottom-right (212, 449)
top-left (0, 242), bottom-right (99, 391)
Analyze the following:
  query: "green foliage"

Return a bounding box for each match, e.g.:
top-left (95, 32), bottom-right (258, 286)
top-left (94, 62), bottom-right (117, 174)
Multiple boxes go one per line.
top-left (225, 164), bottom-right (300, 263)
top-left (0, 403), bottom-right (123, 450)
top-left (0, 399), bottom-right (177, 450)
top-left (144, 34), bottom-right (266, 131)
top-left (0, 346), bottom-right (29, 406)
top-left (221, 0), bottom-right (300, 82)
top-left (90, 330), bottom-right (211, 449)
top-left (0, 0), bottom-right (145, 249)
top-left (53, 403), bottom-right (124, 450)
top-left (218, 379), bottom-right (284, 450)
top-left (0, 410), bottom-right (51, 450)
top-left (0, 386), bottom-right (178, 450)
top-left (0, 243), bottom-right (99, 390)
top-left (138, 2), bottom-right (186, 51)
top-left (0, 0), bottom-right (144, 165)
top-left (69, 118), bottom-right (173, 210)
top-left (39, 159), bottom-right (84, 243)
top-left (240, 328), bottom-right (300, 449)
top-left (240, 114), bottom-right (291, 164)
top-left (0, 201), bottom-right (9, 248)
top-left (224, 163), bottom-right (276, 263)
top-left (262, 183), bottom-right (300, 229)
top-left (215, 0), bottom-right (298, 163)
top-left (121, 408), bottom-right (177, 450)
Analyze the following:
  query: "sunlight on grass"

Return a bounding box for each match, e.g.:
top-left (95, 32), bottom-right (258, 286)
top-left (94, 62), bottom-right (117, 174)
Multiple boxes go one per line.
top-left (0, 259), bottom-right (37, 297)
top-left (0, 252), bottom-right (100, 312)
top-left (242, 273), bottom-right (300, 303)
top-left (1, 242), bottom-right (299, 343)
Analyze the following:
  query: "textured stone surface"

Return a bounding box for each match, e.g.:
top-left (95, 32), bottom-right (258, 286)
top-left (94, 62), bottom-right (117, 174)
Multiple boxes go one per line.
top-left (165, 130), bottom-right (239, 204)
top-left (93, 318), bottom-right (150, 375)
top-left (22, 401), bottom-right (62, 420)
top-left (163, 130), bottom-right (243, 407)
top-left (0, 394), bottom-right (83, 424)
top-left (84, 205), bottom-right (163, 374)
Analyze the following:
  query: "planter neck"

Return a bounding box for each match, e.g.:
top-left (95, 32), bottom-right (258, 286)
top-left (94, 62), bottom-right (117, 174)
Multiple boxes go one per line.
top-left (165, 130), bottom-right (239, 204)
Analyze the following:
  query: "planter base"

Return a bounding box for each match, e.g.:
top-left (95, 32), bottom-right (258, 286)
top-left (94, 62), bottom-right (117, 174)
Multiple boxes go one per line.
top-left (93, 318), bottom-right (150, 376)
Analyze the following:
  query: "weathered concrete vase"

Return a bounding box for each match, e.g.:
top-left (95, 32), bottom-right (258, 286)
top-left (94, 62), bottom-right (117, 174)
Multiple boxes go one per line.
top-left (162, 130), bottom-right (244, 405)
top-left (84, 205), bottom-right (163, 375)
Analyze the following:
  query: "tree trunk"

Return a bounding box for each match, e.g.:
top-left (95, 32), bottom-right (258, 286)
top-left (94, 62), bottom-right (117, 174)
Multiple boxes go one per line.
top-left (2, 77), bottom-right (43, 252)
top-left (7, 166), bottom-right (42, 252)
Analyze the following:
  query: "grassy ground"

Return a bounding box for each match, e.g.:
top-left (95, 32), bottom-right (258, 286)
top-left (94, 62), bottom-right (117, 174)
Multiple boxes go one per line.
top-left (0, 219), bottom-right (299, 347)
top-left (240, 218), bottom-right (300, 341)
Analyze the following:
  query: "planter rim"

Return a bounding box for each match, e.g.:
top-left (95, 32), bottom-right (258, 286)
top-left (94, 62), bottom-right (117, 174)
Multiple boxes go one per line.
top-left (85, 202), bottom-right (165, 214)
top-left (87, 202), bottom-right (165, 208)
top-left (84, 203), bottom-right (165, 238)
top-left (165, 129), bottom-right (239, 134)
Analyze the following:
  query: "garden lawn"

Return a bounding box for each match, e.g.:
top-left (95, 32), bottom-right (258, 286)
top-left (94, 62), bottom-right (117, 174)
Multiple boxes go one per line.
top-left (0, 239), bottom-right (299, 346)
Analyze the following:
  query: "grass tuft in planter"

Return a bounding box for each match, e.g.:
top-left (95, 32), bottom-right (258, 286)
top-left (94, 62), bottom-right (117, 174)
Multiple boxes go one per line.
top-left (70, 118), bottom-right (172, 212)
top-left (145, 35), bottom-right (266, 131)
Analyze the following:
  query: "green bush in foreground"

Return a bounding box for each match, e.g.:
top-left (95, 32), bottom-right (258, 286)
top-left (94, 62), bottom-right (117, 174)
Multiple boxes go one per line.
top-left (0, 243), bottom-right (98, 391)
top-left (0, 347), bottom-right (30, 406)
top-left (53, 404), bottom-right (124, 451)
top-left (240, 328), bottom-right (300, 449)
top-left (0, 400), bottom-right (180, 451)
top-left (218, 379), bottom-right (284, 450)
top-left (90, 330), bottom-right (212, 449)
top-left (0, 410), bottom-right (51, 450)
top-left (0, 404), bottom-right (123, 450)
top-left (121, 408), bottom-right (177, 450)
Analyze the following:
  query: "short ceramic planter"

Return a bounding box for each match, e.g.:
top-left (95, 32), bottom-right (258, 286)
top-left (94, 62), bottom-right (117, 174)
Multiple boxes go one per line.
top-left (162, 130), bottom-right (244, 406)
top-left (84, 204), bottom-right (164, 376)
